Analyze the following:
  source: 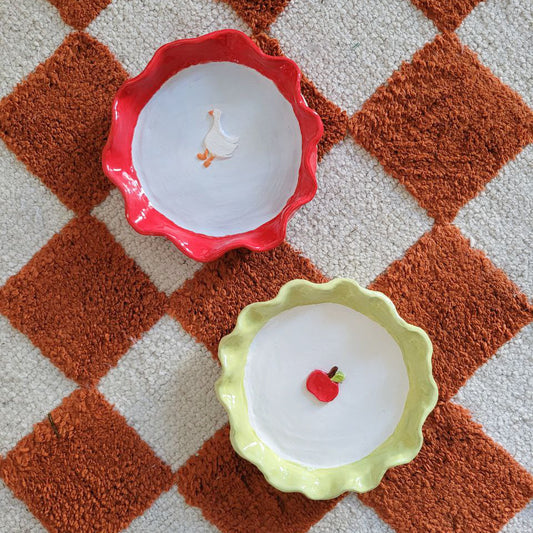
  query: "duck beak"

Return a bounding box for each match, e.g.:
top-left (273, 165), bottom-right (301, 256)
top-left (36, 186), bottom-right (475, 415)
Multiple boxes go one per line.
top-left (208, 110), bottom-right (213, 116)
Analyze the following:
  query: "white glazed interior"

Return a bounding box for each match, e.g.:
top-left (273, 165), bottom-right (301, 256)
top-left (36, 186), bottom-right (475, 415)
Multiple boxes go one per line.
top-left (244, 303), bottom-right (410, 469)
top-left (131, 62), bottom-right (302, 237)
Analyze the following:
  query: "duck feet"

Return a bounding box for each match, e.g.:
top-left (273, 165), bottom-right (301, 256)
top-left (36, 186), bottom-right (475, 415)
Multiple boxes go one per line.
top-left (197, 149), bottom-right (208, 161)
top-left (203, 155), bottom-right (215, 168)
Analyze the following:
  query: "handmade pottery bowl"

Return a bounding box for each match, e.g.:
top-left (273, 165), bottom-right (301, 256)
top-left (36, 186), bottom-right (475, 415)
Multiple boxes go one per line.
top-left (216, 279), bottom-right (438, 500)
top-left (102, 29), bottom-right (323, 262)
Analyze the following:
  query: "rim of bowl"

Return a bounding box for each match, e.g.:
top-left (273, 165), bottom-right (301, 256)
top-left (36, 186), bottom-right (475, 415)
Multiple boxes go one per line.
top-left (102, 29), bottom-right (323, 262)
top-left (216, 278), bottom-right (439, 500)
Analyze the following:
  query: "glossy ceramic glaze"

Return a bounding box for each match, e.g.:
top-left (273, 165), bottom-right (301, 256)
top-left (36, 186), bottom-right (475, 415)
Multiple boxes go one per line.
top-left (216, 279), bottom-right (438, 500)
top-left (102, 30), bottom-right (322, 262)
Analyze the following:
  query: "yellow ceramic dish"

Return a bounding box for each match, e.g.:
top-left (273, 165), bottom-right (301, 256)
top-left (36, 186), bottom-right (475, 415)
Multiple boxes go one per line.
top-left (216, 278), bottom-right (438, 500)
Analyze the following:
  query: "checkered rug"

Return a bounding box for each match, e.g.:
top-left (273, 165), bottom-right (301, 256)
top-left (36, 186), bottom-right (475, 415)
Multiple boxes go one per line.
top-left (1, 0), bottom-right (532, 532)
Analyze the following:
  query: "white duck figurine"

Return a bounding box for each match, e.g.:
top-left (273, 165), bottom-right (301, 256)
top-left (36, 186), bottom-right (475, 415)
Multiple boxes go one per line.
top-left (197, 109), bottom-right (239, 168)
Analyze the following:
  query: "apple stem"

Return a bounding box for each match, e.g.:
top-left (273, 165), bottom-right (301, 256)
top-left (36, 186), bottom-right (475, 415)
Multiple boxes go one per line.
top-left (327, 366), bottom-right (338, 379)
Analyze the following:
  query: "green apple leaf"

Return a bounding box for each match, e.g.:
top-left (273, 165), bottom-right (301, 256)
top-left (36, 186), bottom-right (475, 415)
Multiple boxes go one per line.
top-left (331, 370), bottom-right (345, 383)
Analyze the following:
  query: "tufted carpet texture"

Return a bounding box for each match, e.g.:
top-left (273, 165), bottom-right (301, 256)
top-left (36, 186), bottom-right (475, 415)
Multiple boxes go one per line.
top-left (0, 0), bottom-right (532, 532)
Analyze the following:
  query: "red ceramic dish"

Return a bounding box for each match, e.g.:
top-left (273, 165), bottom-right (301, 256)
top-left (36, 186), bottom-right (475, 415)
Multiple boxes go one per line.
top-left (102, 29), bottom-right (323, 262)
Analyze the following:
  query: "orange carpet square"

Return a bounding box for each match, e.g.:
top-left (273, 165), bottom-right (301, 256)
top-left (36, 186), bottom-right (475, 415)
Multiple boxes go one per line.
top-left (360, 402), bottom-right (533, 533)
top-left (0, 215), bottom-right (167, 386)
top-left (177, 425), bottom-right (340, 533)
top-left (222, 0), bottom-right (291, 32)
top-left (411, 0), bottom-right (482, 32)
top-left (0, 389), bottom-right (173, 533)
top-left (370, 224), bottom-right (533, 400)
top-left (169, 243), bottom-right (327, 357)
top-left (351, 33), bottom-right (533, 222)
top-left (0, 32), bottom-right (127, 214)
top-left (48, 0), bottom-right (111, 29)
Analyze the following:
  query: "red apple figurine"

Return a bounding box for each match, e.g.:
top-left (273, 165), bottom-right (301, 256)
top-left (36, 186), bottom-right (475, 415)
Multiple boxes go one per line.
top-left (306, 366), bottom-right (345, 402)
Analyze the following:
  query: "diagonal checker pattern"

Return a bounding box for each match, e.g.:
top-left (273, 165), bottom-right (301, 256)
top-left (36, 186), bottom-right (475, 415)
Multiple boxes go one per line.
top-left (0, 0), bottom-right (532, 532)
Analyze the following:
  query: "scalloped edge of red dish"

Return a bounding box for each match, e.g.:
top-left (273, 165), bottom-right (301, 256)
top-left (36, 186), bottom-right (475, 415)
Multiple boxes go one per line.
top-left (102, 29), bottom-right (323, 262)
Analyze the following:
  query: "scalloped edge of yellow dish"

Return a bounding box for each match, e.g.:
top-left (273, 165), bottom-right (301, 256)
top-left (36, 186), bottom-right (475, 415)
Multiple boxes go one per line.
top-left (215, 278), bottom-right (438, 500)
